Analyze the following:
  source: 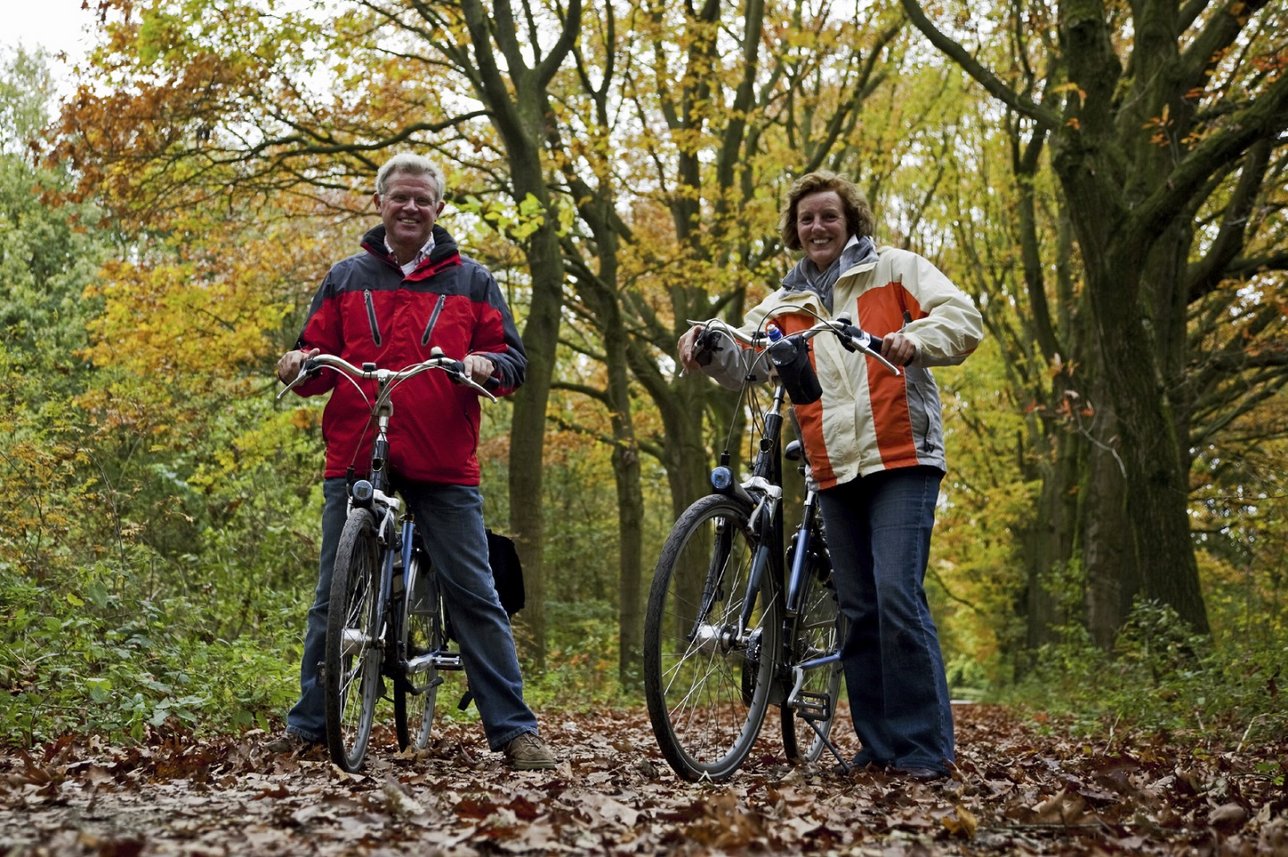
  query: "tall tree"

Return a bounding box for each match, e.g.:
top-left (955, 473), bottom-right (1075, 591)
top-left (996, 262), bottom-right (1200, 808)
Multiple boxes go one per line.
top-left (540, 0), bottom-right (904, 682)
top-left (404, 0), bottom-right (583, 667)
top-left (902, 0), bottom-right (1288, 637)
top-left (56, 0), bottom-right (582, 664)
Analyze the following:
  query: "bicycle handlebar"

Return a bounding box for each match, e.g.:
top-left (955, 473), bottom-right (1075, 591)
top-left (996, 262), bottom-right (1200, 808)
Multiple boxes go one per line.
top-left (689, 312), bottom-right (903, 377)
top-left (276, 348), bottom-right (500, 402)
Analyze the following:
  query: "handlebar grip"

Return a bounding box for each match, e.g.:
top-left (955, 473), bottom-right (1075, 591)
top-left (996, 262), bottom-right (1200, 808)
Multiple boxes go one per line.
top-left (693, 329), bottom-right (723, 366)
top-left (831, 317), bottom-right (885, 356)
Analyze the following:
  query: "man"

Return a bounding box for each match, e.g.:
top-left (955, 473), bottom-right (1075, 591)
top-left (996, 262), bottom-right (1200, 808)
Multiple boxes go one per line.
top-left (272, 152), bottom-right (556, 771)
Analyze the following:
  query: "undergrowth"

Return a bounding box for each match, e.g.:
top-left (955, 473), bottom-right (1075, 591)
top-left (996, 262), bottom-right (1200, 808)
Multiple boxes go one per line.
top-left (996, 600), bottom-right (1287, 747)
top-left (0, 558), bottom-right (636, 747)
top-left (5, 563), bottom-right (1283, 751)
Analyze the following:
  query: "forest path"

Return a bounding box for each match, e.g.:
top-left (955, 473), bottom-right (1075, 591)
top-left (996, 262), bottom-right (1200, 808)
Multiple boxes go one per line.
top-left (2, 703), bottom-right (1283, 855)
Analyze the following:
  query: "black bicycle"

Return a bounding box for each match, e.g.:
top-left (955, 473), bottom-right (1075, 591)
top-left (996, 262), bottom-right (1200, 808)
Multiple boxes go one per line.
top-left (643, 313), bottom-right (900, 782)
top-left (280, 350), bottom-right (495, 772)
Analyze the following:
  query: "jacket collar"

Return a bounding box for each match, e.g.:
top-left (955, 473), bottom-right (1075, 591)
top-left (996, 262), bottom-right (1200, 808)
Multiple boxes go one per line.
top-left (362, 224), bottom-right (462, 279)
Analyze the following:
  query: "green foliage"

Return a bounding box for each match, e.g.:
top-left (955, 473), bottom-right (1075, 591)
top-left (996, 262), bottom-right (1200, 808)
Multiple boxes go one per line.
top-left (997, 600), bottom-right (1288, 743)
top-left (518, 600), bottom-right (634, 709)
top-left (0, 556), bottom-right (301, 744)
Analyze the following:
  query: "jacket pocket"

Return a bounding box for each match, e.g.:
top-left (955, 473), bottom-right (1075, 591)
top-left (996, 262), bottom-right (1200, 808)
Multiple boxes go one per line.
top-left (904, 369), bottom-right (942, 455)
top-left (363, 290), bottom-right (382, 346)
top-left (421, 294), bottom-right (447, 346)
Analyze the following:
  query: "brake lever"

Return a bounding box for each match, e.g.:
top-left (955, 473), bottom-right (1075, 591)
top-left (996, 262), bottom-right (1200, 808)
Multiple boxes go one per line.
top-left (832, 316), bottom-right (902, 376)
top-left (443, 359), bottom-right (499, 402)
top-left (276, 358), bottom-right (322, 399)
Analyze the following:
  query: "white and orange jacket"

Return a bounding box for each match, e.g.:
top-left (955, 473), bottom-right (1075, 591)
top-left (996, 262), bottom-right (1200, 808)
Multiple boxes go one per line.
top-left (699, 245), bottom-right (983, 490)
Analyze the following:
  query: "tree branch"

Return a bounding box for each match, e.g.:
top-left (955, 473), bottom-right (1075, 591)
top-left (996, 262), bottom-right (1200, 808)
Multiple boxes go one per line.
top-left (900, 0), bottom-right (1060, 130)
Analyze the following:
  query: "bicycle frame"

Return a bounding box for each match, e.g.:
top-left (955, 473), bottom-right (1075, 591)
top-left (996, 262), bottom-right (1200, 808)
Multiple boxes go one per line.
top-left (645, 312), bottom-right (896, 780)
top-left (279, 350), bottom-right (494, 768)
top-left (724, 382), bottom-right (841, 715)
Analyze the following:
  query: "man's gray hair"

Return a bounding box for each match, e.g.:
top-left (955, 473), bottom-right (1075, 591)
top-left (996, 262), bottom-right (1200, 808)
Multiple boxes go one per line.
top-left (375, 152), bottom-right (446, 201)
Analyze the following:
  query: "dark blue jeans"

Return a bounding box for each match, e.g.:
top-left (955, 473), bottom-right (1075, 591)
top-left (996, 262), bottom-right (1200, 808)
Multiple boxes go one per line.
top-left (818, 466), bottom-right (955, 772)
top-left (286, 477), bottom-right (539, 751)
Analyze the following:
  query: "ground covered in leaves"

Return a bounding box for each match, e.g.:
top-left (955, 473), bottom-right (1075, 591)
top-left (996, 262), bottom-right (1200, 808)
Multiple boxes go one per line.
top-left (2, 703), bottom-right (1285, 855)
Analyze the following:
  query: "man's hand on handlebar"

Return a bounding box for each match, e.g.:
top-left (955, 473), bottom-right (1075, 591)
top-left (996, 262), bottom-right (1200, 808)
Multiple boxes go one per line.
top-left (677, 325), bottom-right (704, 372)
top-left (461, 354), bottom-right (496, 386)
top-left (277, 347), bottom-right (320, 384)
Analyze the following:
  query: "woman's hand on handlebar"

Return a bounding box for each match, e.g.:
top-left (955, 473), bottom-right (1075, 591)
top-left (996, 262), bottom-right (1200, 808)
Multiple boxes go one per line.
top-left (879, 331), bottom-right (916, 367)
top-left (677, 325), bottom-right (708, 373)
top-left (277, 347), bottom-right (320, 384)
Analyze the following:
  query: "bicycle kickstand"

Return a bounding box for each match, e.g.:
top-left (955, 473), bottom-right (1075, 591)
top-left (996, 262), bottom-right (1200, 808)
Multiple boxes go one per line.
top-left (806, 717), bottom-right (852, 773)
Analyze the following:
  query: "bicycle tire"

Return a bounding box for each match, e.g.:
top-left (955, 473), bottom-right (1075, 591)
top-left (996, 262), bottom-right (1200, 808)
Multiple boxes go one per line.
top-left (780, 553), bottom-right (847, 764)
top-left (324, 508), bottom-right (383, 772)
top-left (394, 551), bottom-right (440, 750)
top-left (643, 494), bottom-right (780, 782)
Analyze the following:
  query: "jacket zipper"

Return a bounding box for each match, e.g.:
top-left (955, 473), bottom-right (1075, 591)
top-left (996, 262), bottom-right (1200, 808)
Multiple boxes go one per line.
top-left (363, 290), bottom-right (382, 346)
top-left (421, 294), bottom-right (446, 346)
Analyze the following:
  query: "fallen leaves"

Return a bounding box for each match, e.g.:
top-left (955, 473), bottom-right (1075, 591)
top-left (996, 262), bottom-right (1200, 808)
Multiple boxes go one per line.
top-left (1, 703), bottom-right (1285, 855)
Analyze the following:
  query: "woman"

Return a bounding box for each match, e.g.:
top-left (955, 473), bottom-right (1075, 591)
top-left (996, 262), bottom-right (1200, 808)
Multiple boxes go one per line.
top-left (678, 170), bottom-right (983, 779)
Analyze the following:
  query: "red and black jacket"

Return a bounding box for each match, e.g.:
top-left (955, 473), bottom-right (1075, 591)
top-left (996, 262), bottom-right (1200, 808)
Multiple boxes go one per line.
top-left (289, 224), bottom-right (526, 486)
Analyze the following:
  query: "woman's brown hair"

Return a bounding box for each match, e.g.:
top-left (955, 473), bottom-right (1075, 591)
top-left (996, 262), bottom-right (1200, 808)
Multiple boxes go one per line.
top-left (778, 170), bottom-right (875, 250)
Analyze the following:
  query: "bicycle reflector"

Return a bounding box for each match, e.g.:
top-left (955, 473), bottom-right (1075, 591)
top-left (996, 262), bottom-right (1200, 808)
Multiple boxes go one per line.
top-left (351, 479), bottom-right (375, 506)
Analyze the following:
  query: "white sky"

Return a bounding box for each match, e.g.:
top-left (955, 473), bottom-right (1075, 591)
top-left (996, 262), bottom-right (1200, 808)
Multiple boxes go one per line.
top-left (2, 0), bottom-right (100, 84)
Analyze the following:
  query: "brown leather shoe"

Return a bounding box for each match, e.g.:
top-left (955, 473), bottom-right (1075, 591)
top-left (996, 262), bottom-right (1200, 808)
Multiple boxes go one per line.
top-left (264, 731), bottom-right (322, 755)
top-left (503, 732), bottom-right (557, 770)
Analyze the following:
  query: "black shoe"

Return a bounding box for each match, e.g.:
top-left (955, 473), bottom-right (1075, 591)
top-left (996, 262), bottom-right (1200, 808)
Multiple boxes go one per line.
top-left (892, 765), bottom-right (948, 781)
top-left (832, 750), bottom-right (882, 775)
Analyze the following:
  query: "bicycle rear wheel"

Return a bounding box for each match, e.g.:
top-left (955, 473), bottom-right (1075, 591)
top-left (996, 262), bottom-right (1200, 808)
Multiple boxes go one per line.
top-left (324, 508), bottom-right (383, 772)
top-left (643, 494), bottom-right (780, 782)
top-left (781, 555), bottom-right (847, 764)
top-left (395, 550), bottom-right (440, 751)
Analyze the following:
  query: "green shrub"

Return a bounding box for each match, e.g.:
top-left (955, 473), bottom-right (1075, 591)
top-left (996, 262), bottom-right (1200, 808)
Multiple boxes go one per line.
top-left (996, 599), bottom-right (1287, 743)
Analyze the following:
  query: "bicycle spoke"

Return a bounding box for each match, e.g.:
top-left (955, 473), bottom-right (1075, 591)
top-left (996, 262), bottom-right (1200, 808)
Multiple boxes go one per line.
top-left (644, 495), bottom-right (779, 782)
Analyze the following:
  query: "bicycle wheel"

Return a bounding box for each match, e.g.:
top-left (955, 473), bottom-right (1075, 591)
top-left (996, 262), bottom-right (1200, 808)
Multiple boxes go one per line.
top-left (781, 554), bottom-right (847, 764)
top-left (324, 508), bottom-right (383, 772)
top-left (395, 551), bottom-right (440, 751)
top-left (643, 494), bottom-right (780, 782)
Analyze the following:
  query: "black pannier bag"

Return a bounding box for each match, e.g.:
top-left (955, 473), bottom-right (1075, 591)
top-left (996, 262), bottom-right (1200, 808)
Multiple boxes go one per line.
top-left (486, 529), bottom-right (525, 616)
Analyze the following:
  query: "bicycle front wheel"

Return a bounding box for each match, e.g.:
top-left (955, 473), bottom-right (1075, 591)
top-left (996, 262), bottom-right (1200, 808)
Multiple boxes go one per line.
top-left (781, 558), bottom-right (847, 764)
top-left (395, 551), bottom-right (440, 751)
top-left (324, 508), bottom-right (383, 772)
top-left (643, 494), bottom-right (780, 782)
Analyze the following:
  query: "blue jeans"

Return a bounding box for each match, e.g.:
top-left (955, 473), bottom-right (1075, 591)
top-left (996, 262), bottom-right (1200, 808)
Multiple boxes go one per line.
top-left (818, 466), bottom-right (954, 772)
top-left (286, 477), bottom-right (539, 751)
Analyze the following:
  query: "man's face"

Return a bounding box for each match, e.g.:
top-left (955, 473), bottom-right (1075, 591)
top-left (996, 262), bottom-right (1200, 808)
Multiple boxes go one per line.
top-left (375, 172), bottom-right (444, 260)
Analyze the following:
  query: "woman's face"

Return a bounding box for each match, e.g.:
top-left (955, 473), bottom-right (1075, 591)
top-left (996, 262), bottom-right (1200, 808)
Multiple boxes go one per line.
top-left (795, 190), bottom-right (849, 270)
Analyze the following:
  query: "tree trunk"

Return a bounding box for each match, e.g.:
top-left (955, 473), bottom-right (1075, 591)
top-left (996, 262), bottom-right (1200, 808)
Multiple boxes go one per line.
top-left (454, 0), bottom-right (583, 668)
top-left (1080, 398), bottom-right (1138, 647)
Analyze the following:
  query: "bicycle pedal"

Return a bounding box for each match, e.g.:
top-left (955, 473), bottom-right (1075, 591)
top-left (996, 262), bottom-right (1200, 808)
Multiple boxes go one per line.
top-left (793, 691), bottom-right (832, 721)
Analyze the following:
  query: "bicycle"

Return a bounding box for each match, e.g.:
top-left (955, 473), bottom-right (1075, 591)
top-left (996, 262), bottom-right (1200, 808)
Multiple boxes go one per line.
top-left (279, 349), bottom-right (496, 772)
top-left (643, 312), bottom-right (900, 782)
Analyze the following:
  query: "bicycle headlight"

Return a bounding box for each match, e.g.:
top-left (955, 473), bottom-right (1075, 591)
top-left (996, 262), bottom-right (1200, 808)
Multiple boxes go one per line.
top-left (351, 479), bottom-right (375, 505)
top-left (710, 466), bottom-right (735, 492)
